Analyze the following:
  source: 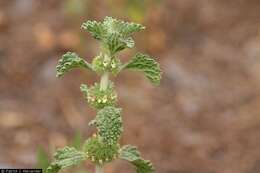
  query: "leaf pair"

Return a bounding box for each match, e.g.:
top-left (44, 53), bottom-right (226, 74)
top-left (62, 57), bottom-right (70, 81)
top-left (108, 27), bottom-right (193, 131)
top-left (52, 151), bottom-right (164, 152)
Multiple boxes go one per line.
top-left (47, 145), bottom-right (154, 173)
top-left (81, 17), bottom-right (145, 54)
top-left (56, 52), bottom-right (161, 85)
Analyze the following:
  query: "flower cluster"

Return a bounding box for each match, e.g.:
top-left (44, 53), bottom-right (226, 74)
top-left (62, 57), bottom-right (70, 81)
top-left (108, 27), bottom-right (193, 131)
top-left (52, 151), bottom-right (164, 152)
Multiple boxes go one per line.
top-left (80, 82), bottom-right (117, 109)
top-left (89, 106), bottom-right (123, 145)
top-left (83, 136), bottom-right (120, 165)
top-left (92, 53), bottom-right (121, 75)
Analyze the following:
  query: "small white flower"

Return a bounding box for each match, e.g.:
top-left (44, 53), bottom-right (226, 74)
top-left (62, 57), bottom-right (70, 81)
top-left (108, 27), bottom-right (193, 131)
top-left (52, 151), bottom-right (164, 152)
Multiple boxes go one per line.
top-left (102, 97), bottom-right (108, 103)
top-left (111, 62), bottom-right (116, 68)
top-left (103, 62), bottom-right (108, 67)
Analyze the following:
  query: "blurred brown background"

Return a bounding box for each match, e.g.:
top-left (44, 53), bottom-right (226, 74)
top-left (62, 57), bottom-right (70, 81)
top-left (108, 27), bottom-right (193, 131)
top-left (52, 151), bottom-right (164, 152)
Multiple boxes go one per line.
top-left (0, 0), bottom-right (260, 173)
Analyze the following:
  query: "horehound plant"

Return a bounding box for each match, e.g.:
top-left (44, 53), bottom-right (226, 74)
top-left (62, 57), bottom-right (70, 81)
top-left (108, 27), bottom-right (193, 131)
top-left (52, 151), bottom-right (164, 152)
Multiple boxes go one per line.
top-left (47, 17), bottom-right (161, 173)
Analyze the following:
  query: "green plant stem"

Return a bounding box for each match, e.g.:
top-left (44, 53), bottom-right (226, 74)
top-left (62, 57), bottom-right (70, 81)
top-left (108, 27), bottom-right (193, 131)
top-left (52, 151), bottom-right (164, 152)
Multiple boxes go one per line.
top-left (100, 72), bottom-right (109, 91)
top-left (95, 165), bottom-right (103, 173)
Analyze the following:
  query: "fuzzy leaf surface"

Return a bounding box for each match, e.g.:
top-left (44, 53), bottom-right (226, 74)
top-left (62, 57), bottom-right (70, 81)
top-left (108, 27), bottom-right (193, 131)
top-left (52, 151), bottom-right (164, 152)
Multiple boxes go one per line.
top-left (123, 53), bottom-right (161, 85)
top-left (81, 20), bottom-right (105, 40)
top-left (119, 145), bottom-right (154, 173)
top-left (46, 147), bottom-right (86, 173)
top-left (81, 17), bottom-right (145, 54)
top-left (56, 52), bottom-right (92, 77)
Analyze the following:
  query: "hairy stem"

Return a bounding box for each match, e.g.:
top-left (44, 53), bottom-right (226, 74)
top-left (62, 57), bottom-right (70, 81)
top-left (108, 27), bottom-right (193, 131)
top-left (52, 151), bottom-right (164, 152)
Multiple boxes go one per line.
top-left (95, 165), bottom-right (103, 173)
top-left (100, 72), bottom-right (109, 91)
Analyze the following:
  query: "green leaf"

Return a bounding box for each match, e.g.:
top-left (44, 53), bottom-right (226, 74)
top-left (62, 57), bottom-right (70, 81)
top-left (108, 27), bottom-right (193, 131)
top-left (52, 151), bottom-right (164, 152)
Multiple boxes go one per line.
top-left (81, 17), bottom-right (145, 54)
top-left (119, 145), bottom-right (154, 173)
top-left (56, 52), bottom-right (92, 77)
top-left (122, 53), bottom-right (161, 85)
top-left (119, 145), bottom-right (140, 161)
top-left (105, 32), bottom-right (127, 54)
top-left (118, 22), bottom-right (145, 36)
top-left (46, 147), bottom-right (86, 173)
top-left (103, 16), bottom-right (145, 36)
top-left (81, 21), bottom-right (105, 40)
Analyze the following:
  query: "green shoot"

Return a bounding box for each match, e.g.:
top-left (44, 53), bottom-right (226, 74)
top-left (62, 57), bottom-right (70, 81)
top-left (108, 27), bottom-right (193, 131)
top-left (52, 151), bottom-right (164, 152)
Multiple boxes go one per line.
top-left (47, 16), bottom-right (161, 173)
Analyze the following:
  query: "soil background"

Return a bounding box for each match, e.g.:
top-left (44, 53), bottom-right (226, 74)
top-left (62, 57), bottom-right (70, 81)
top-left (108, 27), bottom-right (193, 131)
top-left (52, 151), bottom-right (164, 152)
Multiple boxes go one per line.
top-left (0, 0), bottom-right (260, 173)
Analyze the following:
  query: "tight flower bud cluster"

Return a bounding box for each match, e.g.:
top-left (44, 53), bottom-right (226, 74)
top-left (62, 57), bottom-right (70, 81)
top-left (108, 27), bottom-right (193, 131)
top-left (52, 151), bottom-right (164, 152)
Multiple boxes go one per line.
top-left (83, 135), bottom-right (120, 165)
top-left (92, 53), bottom-right (121, 75)
top-left (89, 106), bottom-right (123, 145)
top-left (80, 82), bottom-right (117, 109)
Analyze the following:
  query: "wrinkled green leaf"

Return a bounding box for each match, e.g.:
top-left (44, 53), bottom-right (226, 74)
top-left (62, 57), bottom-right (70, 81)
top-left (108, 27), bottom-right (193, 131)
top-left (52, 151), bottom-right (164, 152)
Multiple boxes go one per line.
top-left (118, 21), bottom-right (145, 36)
top-left (81, 17), bottom-right (145, 54)
top-left (81, 21), bottom-right (105, 40)
top-left (105, 32), bottom-right (127, 54)
top-left (56, 52), bottom-right (92, 77)
top-left (119, 145), bottom-right (154, 173)
top-left (122, 53), bottom-right (161, 85)
top-left (46, 147), bottom-right (86, 173)
top-left (119, 145), bottom-right (140, 161)
top-left (103, 16), bottom-right (145, 36)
